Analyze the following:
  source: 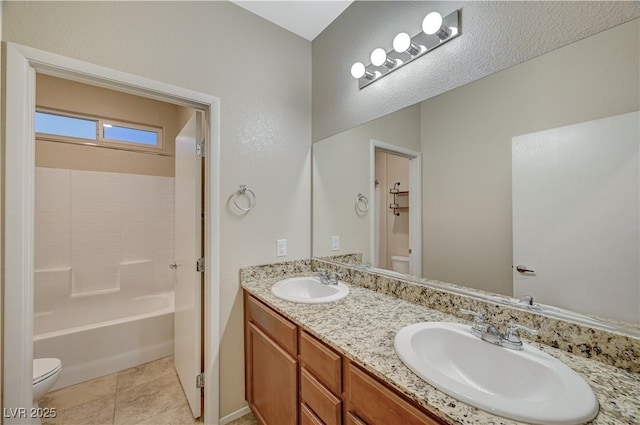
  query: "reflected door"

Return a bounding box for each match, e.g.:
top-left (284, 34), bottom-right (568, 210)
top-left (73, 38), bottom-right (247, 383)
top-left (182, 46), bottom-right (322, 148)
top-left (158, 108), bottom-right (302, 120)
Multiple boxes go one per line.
top-left (512, 111), bottom-right (640, 323)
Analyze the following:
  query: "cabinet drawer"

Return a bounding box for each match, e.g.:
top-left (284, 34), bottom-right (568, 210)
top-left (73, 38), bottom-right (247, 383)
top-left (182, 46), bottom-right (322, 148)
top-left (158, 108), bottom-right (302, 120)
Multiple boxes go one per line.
top-left (346, 362), bottom-right (444, 425)
top-left (300, 331), bottom-right (342, 395)
top-left (247, 295), bottom-right (297, 356)
top-left (301, 403), bottom-right (324, 425)
top-left (301, 367), bottom-right (342, 425)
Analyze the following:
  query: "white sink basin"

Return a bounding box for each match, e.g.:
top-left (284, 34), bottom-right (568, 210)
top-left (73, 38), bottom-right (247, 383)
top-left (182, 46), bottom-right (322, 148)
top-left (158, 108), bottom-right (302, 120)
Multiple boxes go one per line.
top-left (394, 322), bottom-right (599, 424)
top-left (271, 276), bottom-right (349, 304)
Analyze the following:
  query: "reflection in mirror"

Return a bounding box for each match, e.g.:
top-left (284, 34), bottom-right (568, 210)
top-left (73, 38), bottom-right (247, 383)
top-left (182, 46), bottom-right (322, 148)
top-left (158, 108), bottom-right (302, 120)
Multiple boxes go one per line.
top-left (312, 19), bottom-right (640, 330)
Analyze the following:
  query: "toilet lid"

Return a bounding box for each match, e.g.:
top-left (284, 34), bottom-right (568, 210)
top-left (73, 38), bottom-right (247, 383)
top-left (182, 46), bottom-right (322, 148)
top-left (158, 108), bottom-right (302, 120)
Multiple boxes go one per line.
top-left (33, 358), bottom-right (62, 384)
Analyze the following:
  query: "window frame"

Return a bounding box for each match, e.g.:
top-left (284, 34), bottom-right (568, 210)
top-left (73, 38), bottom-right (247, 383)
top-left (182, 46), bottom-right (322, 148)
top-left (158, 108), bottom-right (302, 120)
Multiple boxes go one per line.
top-left (35, 107), bottom-right (165, 153)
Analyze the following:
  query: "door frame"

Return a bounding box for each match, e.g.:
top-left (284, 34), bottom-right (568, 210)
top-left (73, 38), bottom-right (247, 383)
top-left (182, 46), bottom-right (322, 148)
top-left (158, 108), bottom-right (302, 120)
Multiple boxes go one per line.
top-left (3, 42), bottom-right (221, 424)
top-left (369, 139), bottom-right (422, 276)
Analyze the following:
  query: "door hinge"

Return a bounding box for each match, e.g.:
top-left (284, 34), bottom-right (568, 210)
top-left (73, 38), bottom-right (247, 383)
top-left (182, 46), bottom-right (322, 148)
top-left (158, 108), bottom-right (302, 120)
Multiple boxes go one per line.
top-left (196, 373), bottom-right (205, 389)
top-left (196, 140), bottom-right (205, 158)
top-left (196, 257), bottom-right (205, 273)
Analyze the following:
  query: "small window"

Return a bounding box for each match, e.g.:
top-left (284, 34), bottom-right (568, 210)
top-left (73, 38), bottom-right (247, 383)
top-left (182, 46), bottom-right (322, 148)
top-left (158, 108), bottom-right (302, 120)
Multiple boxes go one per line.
top-left (103, 124), bottom-right (159, 146)
top-left (35, 111), bottom-right (97, 140)
top-left (35, 109), bottom-right (164, 152)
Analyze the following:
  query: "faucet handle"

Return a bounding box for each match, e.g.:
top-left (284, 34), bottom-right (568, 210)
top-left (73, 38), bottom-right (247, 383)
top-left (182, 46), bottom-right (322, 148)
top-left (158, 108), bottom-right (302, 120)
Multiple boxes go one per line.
top-left (501, 322), bottom-right (538, 350)
top-left (460, 308), bottom-right (486, 323)
top-left (317, 268), bottom-right (328, 276)
top-left (502, 322), bottom-right (538, 350)
top-left (505, 322), bottom-right (538, 339)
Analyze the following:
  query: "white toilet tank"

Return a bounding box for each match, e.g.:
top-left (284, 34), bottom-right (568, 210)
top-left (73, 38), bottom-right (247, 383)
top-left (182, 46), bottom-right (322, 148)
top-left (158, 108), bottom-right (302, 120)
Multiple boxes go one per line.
top-left (391, 255), bottom-right (409, 274)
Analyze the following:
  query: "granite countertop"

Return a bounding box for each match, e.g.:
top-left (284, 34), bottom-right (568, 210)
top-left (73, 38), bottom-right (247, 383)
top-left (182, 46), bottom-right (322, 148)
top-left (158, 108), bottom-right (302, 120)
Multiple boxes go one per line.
top-left (242, 273), bottom-right (640, 425)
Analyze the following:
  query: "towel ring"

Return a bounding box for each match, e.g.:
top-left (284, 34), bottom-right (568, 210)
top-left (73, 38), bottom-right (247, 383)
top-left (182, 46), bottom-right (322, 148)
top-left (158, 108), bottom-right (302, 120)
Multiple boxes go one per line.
top-left (232, 184), bottom-right (256, 212)
top-left (355, 193), bottom-right (369, 213)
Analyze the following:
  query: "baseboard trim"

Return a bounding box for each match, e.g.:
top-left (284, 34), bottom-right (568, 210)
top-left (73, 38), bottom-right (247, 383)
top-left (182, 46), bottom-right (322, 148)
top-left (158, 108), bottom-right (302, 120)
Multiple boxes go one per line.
top-left (219, 405), bottom-right (251, 425)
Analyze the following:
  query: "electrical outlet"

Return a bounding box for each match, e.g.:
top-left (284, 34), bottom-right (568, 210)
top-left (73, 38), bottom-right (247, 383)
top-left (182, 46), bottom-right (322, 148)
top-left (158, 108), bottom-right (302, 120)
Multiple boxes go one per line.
top-left (331, 235), bottom-right (340, 251)
top-left (277, 239), bottom-right (287, 257)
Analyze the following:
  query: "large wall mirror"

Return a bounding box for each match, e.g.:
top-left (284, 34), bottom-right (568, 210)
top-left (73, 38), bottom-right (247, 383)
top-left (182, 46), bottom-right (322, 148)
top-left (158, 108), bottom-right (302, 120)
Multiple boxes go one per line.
top-left (313, 19), bottom-right (640, 330)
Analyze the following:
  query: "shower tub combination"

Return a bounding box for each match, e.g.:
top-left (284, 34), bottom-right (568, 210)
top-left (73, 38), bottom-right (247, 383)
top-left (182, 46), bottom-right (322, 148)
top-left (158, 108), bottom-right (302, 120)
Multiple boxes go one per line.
top-left (34, 291), bottom-right (175, 390)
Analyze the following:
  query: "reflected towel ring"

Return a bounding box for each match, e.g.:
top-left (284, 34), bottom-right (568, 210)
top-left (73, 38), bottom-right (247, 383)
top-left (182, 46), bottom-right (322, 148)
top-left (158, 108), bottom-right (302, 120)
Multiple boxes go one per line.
top-left (355, 193), bottom-right (369, 213)
top-left (232, 184), bottom-right (256, 212)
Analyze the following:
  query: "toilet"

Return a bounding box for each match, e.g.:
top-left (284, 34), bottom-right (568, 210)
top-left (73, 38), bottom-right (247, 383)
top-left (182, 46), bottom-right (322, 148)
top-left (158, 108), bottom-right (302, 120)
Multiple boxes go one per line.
top-left (33, 358), bottom-right (62, 417)
top-left (391, 255), bottom-right (409, 274)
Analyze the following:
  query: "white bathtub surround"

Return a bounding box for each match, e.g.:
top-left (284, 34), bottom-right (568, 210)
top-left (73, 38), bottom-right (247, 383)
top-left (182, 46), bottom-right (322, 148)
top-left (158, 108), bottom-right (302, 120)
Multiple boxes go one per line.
top-left (35, 167), bottom-right (175, 300)
top-left (70, 170), bottom-right (122, 295)
top-left (34, 167), bottom-right (176, 389)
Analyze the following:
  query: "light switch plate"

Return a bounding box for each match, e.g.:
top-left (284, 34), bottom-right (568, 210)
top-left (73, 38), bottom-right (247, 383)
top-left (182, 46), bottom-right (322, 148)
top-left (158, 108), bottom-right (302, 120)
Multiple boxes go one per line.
top-left (277, 239), bottom-right (287, 257)
top-left (331, 235), bottom-right (340, 251)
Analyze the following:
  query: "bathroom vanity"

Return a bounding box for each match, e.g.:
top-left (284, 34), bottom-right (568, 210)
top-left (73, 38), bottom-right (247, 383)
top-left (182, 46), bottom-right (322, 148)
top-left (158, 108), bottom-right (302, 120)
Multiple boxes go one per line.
top-left (241, 261), bottom-right (640, 425)
top-left (244, 292), bottom-right (444, 425)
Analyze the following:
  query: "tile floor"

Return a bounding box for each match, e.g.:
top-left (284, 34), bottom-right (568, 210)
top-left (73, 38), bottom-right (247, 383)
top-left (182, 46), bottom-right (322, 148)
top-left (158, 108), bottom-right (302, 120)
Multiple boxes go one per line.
top-left (40, 356), bottom-right (257, 425)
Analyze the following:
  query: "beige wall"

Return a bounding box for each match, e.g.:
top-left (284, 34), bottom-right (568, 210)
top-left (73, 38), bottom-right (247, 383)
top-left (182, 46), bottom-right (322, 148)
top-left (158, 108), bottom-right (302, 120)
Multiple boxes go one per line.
top-left (2, 1), bottom-right (311, 417)
top-left (36, 74), bottom-right (187, 177)
top-left (312, 1), bottom-right (640, 141)
top-left (420, 19), bottom-right (639, 296)
top-left (313, 103), bottom-right (420, 262)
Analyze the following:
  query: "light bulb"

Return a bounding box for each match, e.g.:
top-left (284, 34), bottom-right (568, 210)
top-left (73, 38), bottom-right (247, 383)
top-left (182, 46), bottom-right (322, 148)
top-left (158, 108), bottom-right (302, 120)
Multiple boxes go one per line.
top-left (370, 48), bottom-right (387, 67)
top-left (350, 62), bottom-right (376, 81)
top-left (351, 62), bottom-right (366, 79)
top-left (422, 12), bottom-right (443, 35)
top-left (393, 32), bottom-right (422, 56)
top-left (370, 48), bottom-right (397, 70)
top-left (393, 33), bottom-right (411, 53)
top-left (422, 11), bottom-right (451, 40)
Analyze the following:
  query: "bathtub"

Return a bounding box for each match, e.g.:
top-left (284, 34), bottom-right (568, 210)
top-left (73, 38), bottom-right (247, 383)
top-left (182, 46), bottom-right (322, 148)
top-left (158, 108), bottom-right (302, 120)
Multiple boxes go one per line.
top-left (34, 291), bottom-right (175, 390)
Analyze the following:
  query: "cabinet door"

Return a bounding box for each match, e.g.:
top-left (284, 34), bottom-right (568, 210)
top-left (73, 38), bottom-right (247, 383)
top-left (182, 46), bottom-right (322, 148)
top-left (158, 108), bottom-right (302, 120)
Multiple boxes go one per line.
top-left (248, 322), bottom-right (298, 425)
top-left (345, 413), bottom-right (367, 425)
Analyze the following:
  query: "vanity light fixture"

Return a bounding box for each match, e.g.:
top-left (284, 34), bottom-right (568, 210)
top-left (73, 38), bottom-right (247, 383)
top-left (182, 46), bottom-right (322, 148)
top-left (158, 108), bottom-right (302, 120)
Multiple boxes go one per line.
top-left (350, 9), bottom-right (460, 89)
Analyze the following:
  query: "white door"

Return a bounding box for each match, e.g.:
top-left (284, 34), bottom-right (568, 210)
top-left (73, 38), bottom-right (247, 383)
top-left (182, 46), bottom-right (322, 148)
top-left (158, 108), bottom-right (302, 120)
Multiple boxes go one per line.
top-left (174, 113), bottom-right (203, 418)
top-left (512, 112), bottom-right (639, 323)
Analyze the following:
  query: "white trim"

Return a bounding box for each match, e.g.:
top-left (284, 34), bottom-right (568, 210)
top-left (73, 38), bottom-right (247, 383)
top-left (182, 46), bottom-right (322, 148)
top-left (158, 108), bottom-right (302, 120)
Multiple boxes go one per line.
top-left (4, 40), bottom-right (37, 422)
top-left (408, 155), bottom-right (422, 276)
top-left (3, 42), bottom-right (221, 425)
top-left (369, 139), bottom-right (422, 275)
top-left (219, 406), bottom-right (251, 425)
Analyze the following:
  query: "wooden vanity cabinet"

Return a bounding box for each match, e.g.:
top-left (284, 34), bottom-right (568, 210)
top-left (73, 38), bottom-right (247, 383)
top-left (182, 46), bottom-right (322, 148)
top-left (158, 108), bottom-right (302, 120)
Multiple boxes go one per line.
top-left (245, 294), bottom-right (298, 425)
top-left (244, 291), bottom-right (446, 425)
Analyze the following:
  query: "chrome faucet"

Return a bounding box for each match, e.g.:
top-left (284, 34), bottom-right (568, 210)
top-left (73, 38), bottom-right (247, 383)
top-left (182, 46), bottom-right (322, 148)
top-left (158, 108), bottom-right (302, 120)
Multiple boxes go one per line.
top-left (317, 269), bottom-right (341, 285)
top-left (519, 295), bottom-right (534, 306)
top-left (460, 309), bottom-right (538, 350)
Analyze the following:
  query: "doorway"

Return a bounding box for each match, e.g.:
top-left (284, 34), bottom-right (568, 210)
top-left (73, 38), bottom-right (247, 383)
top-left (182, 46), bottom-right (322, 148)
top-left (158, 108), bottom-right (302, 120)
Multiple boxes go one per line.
top-left (4, 42), bottom-right (220, 424)
top-left (370, 140), bottom-right (422, 277)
